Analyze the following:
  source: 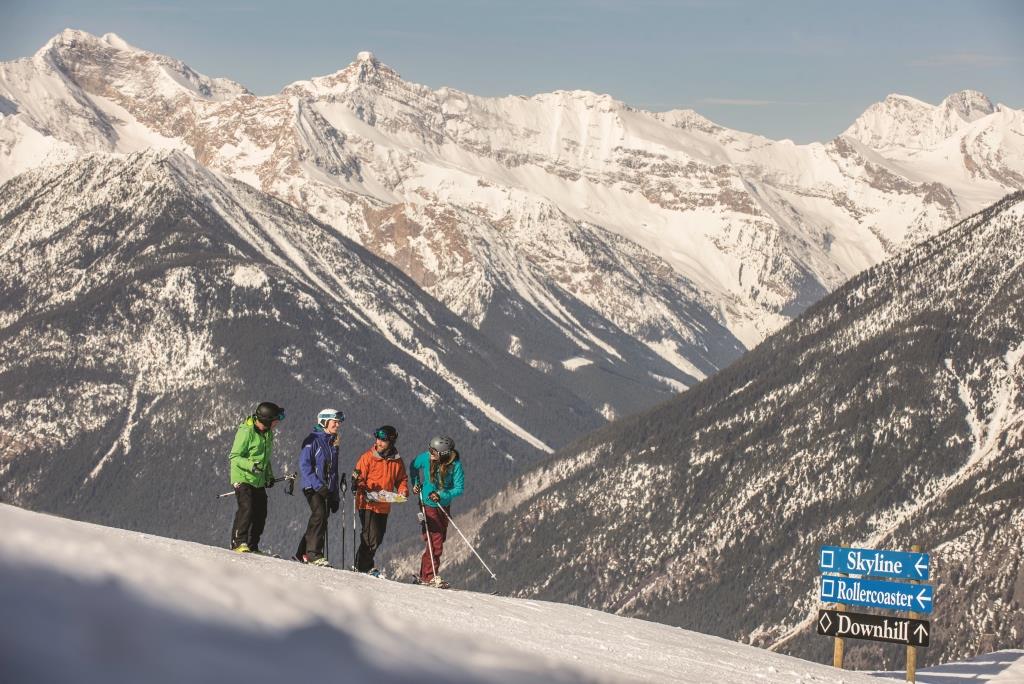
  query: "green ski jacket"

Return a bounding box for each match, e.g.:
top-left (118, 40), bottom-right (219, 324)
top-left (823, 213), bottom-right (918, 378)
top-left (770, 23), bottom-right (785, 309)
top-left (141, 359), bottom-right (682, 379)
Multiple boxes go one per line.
top-left (229, 416), bottom-right (275, 487)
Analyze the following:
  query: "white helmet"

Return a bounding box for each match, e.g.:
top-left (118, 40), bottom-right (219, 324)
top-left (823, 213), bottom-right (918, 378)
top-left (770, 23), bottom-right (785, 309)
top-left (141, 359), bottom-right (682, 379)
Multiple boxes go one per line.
top-left (317, 408), bottom-right (344, 428)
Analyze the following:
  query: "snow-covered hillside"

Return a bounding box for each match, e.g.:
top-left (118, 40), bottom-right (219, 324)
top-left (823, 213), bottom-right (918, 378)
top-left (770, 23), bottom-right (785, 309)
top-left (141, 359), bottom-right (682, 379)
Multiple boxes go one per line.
top-left (3, 29), bottom-right (1022, 407)
top-left (0, 503), bottom-right (888, 683)
top-left (0, 150), bottom-right (603, 548)
top-left (442, 193), bottom-right (1024, 669)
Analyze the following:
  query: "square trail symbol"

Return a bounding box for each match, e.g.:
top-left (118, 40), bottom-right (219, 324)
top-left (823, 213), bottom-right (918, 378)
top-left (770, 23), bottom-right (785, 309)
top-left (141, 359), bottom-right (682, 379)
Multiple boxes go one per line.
top-left (821, 577), bottom-right (836, 600)
top-left (820, 549), bottom-right (835, 570)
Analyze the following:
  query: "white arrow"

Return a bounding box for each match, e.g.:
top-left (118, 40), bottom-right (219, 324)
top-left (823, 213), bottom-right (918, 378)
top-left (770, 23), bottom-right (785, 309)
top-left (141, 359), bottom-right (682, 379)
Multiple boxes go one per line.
top-left (916, 587), bottom-right (932, 610)
top-left (914, 623), bottom-right (929, 643)
top-left (915, 555), bottom-right (928, 577)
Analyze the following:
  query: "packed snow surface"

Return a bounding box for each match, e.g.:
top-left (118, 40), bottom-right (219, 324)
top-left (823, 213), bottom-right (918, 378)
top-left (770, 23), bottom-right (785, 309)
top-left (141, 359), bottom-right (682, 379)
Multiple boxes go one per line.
top-left (0, 504), bottom-right (885, 684)
top-left (871, 650), bottom-right (1024, 683)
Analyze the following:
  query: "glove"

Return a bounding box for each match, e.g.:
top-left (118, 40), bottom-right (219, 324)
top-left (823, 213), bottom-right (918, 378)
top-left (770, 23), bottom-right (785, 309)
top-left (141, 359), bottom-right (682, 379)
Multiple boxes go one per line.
top-left (265, 478), bottom-right (274, 489)
top-left (428, 491), bottom-right (441, 503)
top-left (251, 461), bottom-right (264, 475)
top-left (412, 483), bottom-right (422, 495)
top-left (328, 497), bottom-right (340, 514)
top-left (316, 486), bottom-right (329, 498)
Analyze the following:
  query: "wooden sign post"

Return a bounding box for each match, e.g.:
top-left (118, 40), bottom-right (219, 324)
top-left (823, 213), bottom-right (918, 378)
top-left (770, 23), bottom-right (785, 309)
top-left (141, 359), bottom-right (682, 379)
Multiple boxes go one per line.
top-left (833, 588), bottom-right (846, 668)
top-left (817, 544), bottom-right (932, 678)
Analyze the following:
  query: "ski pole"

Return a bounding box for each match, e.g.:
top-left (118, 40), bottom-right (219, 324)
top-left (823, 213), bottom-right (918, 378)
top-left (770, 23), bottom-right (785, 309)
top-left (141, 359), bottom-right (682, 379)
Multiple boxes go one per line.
top-left (339, 473), bottom-right (348, 569)
top-left (324, 499), bottom-right (330, 566)
top-left (216, 473), bottom-right (296, 499)
top-left (352, 469), bottom-right (360, 570)
top-left (436, 504), bottom-right (497, 580)
top-left (419, 493), bottom-right (438, 582)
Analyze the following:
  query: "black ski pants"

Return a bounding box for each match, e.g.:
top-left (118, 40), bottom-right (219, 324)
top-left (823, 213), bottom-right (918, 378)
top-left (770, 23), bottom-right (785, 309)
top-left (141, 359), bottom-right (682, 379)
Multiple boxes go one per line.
top-left (231, 484), bottom-right (268, 550)
top-left (355, 509), bottom-right (389, 572)
top-left (296, 488), bottom-right (330, 561)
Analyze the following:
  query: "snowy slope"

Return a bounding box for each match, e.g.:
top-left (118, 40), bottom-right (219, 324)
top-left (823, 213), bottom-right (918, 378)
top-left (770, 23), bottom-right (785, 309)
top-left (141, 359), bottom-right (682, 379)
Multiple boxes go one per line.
top-left (875, 650), bottom-right (1024, 683)
top-left (0, 503), bottom-right (885, 684)
top-left (440, 193), bottom-right (1024, 669)
top-left (3, 30), bottom-right (1022, 407)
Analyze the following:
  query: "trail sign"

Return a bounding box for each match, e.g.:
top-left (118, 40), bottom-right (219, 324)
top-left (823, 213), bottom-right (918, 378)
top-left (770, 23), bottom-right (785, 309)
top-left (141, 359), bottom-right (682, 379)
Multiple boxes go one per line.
top-left (817, 609), bottom-right (930, 647)
top-left (820, 545), bottom-right (930, 580)
top-left (820, 575), bottom-right (933, 614)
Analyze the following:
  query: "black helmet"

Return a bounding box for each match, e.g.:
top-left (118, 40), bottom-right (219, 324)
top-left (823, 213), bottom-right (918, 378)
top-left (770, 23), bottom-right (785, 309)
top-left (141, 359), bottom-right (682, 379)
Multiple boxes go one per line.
top-left (429, 435), bottom-right (455, 456)
top-left (255, 401), bottom-right (285, 425)
top-left (374, 425), bottom-right (398, 442)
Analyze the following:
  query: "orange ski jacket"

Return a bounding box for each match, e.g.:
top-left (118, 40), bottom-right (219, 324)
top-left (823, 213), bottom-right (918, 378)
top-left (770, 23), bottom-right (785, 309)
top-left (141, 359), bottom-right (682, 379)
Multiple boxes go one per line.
top-left (353, 446), bottom-right (409, 514)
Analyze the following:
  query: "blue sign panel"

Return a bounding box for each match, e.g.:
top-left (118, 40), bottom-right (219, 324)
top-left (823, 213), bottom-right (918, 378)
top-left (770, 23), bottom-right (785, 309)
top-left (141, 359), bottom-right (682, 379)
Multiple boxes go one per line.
top-left (820, 545), bottom-right (929, 580)
top-left (820, 575), bottom-right (933, 614)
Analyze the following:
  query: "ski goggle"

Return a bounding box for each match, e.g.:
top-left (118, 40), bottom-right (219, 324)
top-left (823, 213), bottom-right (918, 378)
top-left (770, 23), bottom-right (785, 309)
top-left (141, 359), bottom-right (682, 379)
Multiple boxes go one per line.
top-left (374, 429), bottom-right (396, 441)
top-left (429, 447), bottom-right (452, 458)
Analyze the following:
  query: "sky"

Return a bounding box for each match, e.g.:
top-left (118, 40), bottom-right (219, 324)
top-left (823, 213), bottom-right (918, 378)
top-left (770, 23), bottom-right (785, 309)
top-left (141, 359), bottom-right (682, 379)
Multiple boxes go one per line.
top-left (2, 0), bottom-right (1021, 142)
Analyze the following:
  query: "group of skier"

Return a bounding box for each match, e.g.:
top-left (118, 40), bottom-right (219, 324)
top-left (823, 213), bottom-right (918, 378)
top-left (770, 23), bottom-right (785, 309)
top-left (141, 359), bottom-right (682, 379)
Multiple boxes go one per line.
top-left (227, 401), bottom-right (464, 588)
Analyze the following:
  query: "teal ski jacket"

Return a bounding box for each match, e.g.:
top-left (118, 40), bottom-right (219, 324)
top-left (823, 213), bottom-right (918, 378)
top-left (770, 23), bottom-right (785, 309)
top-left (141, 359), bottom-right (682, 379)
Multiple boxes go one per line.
top-left (409, 450), bottom-right (464, 508)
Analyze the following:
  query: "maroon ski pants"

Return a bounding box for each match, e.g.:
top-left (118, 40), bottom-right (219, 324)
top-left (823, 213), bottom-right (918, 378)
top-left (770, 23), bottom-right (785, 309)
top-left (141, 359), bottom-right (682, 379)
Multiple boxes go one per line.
top-left (419, 504), bottom-right (449, 582)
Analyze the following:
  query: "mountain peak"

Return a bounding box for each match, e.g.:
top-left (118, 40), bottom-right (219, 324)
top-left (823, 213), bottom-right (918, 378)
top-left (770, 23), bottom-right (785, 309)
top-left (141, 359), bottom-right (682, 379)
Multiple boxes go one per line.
top-left (36, 28), bottom-right (99, 57)
top-left (282, 51), bottom-right (403, 96)
top-left (940, 89), bottom-right (994, 123)
top-left (343, 50), bottom-right (398, 86)
top-left (38, 28), bottom-right (139, 56)
top-left (30, 28), bottom-right (249, 101)
top-left (843, 90), bottom-right (999, 151)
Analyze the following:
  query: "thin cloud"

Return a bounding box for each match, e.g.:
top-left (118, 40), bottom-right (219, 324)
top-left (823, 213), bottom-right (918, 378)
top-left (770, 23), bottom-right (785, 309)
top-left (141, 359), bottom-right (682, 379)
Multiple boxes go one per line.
top-left (700, 98), bottom-right (817, 107)
top-left (910, 53), bottom-right (1015, 68)
top-left (701, 98), bottom-right (775, 106)
top-left (119, 4), bottom-right (260, 13)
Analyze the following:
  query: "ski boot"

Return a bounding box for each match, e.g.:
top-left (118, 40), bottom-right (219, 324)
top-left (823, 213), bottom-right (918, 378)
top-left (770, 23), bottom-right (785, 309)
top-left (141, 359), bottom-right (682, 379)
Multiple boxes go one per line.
top-left (232, 543), bottom-right (251, 554)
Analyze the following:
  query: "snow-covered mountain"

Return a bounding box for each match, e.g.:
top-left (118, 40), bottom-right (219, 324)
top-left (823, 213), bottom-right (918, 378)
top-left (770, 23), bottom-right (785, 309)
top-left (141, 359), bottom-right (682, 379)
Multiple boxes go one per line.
top-left (0, 149), bottom-right (607, 548)
top-left (3, 29), bottom-right (1022, 411)
top-left (440, 193), bottom-right (1024, 669)
top-left (0, 502), bottom-right (902, 683)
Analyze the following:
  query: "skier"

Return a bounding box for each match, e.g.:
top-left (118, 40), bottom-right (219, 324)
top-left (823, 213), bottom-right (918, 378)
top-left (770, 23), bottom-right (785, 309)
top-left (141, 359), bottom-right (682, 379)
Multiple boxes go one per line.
top-left (409, 435), bottom-right (464, 588)
top-left (352, 425), bottom-right (409, 576)
top-left (228, 401), bottom-right (284, 554)
top-left (295, 408), bottom-right (344, 567)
